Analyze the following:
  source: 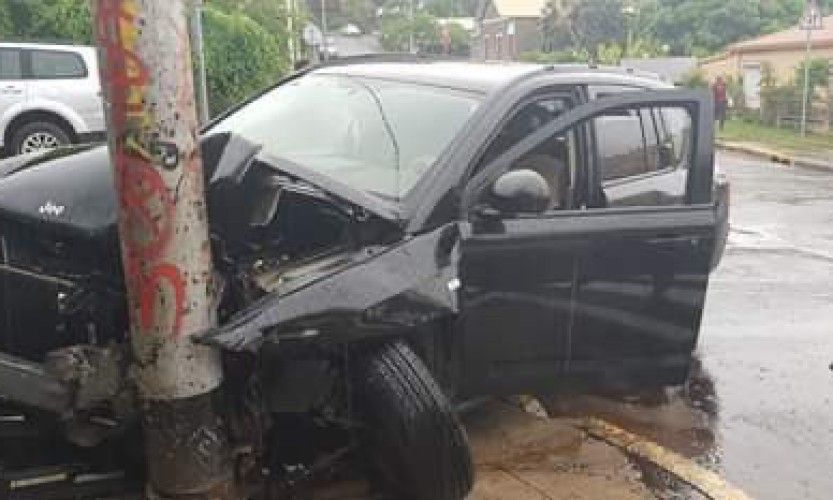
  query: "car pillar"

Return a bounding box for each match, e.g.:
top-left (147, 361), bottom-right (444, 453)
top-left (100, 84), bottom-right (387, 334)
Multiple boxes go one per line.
top-left (91, 1), bottom-right (235, 497)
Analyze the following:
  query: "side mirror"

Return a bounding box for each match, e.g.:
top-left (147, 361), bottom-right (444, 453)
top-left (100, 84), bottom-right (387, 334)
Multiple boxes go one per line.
top-left (488, 169), bottom-right (551, 215)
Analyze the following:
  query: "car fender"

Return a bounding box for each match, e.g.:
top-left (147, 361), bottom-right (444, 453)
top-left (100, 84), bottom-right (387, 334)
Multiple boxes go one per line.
top-left (197, 223), bottom-right (462, 352)
top-left (0, 99), bottom-right (89, 141)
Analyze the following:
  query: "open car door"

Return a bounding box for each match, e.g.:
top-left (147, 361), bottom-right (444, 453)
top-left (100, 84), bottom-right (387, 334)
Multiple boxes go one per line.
top-left (458, 89), bottom-right (716, 397)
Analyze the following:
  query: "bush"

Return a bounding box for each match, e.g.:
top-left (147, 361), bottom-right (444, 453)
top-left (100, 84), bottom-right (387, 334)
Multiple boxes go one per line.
top-left (445, 22), bottom-right (471, 55)
top-left (760, 84), bottom-right (801, 126)
top-left (380, 12), bottom-right (439, 52)
top-left (679, 69), bottom-right (708, 89)
top-left (795, 58), bottom-right (830, 96)
top-left (202, 7), bottom-right (288, 116)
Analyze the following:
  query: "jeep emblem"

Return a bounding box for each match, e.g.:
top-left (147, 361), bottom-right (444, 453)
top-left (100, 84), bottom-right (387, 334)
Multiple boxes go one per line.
top-left (38, 201), bottom-right (66, 217)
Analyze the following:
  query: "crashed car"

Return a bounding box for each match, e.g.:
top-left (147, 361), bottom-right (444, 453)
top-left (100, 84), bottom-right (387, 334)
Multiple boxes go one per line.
top-left (0, 60), bottom-right (729, 499)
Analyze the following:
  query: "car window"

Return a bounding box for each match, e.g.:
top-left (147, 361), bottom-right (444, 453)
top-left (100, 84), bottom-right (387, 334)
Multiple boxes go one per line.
top-left (29, 50), bottom-right (87, 79)
top-left (479, 96), bottom-right (572, 167)
top-left (593, 104), bottom-right (693, 207)
top-left (0, 49), bottom-right (22, 79)
top-left (594, 108), bottom-right (652, 181)
top-left (659, 107), bottom-right (691, 166)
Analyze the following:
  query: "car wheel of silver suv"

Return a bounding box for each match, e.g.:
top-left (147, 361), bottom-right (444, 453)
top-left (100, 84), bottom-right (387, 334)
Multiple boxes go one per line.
top-left (11, 121), bottom-right (72, 155)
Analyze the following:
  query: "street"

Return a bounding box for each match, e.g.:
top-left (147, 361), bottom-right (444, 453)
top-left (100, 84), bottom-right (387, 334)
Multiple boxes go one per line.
top-left (694, 151), bottom-right (833, 499)
top-left (462, 151), bottom-right (833, 500)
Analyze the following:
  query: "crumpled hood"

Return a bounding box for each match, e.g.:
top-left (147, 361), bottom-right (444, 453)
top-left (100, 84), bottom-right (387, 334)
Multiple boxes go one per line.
top-left (197, 223), bottom-right (462, 352)
top-left (0, 145), bottom-right (116, 238)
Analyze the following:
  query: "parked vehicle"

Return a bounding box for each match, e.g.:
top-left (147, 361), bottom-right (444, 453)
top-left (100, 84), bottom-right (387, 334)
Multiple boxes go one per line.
top-left (0, 59), bottom-right (728, 499)
top-left (341, 23), bottom-right (363, 36)
top-left (0, 42), bottom-right (104, 156)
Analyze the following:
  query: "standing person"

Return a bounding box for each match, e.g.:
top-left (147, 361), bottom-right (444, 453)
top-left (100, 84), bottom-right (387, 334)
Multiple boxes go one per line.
top-left (712, 76), bottom-right (729, 131)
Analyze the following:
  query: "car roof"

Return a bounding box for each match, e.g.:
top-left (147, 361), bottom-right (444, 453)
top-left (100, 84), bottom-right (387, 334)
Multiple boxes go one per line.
top-left (311, 58), bottom-right (669, 93)
top-left (0, 41), bottom-right (96, 54)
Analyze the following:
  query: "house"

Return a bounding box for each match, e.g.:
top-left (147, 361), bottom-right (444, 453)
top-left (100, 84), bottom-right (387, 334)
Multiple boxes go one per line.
top-left (699, 14), bottom-right (833, 108)
top-left (473, 0), bottom-right (548, 61)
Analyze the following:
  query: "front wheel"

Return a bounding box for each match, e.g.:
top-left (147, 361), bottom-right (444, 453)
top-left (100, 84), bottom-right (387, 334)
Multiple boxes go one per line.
top-left (352, 341), bottom-right (474, 500)
top-left (10, 121), bottom-right (71, 155)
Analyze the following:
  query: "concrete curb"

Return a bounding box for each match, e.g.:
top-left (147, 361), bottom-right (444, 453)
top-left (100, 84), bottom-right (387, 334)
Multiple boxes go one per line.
top-left (716, 140), bottom-right (833, 173)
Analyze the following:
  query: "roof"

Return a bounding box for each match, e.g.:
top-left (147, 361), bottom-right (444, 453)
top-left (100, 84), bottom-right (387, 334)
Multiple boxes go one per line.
top-left (0, 41), bottom-right (96, 53)
top-left (727, 14), bottom-right (833, 53)
top-left (315, 61), bottom-right (542, 93)
top-left (311, 59), bottom-right (666, 94)
top-left (480, 0), bottom-right (546, 19)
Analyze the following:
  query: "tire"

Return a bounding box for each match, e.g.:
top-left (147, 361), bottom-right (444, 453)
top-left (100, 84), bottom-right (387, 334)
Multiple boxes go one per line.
top-left (9, 121), bottom-right (72, 155)
top-left (352, 341), bottom-right (474, 500)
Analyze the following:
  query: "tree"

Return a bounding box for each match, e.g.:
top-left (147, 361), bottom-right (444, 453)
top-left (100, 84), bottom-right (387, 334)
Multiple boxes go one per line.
top-left (379, 11), bottom-right (439, 52)
top-left (636, 0), bottom-right (833, 56)
top-left (569, 0), bottom-right (626, 58)
top-left (423, 0), bottom-right (479, 17)
top-left (0, 0), bottom-right (92, 43)
top-left (542, 0), bottom-right (626, 60)
top-left (795, 58), bottom-right (830, 97)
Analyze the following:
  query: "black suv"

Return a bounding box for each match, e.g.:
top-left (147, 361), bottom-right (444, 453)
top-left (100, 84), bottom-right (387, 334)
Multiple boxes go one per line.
top-left (0, 60), bottom-right (729, 499)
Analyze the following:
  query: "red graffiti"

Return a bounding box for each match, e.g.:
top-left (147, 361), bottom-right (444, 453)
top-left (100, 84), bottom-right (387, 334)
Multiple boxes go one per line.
top-left (96, 2), bottom-right (187, 337)
top-left (120, 160), bottom-right (175, 260)
top-left (140, 264), bottom-right (186, 335)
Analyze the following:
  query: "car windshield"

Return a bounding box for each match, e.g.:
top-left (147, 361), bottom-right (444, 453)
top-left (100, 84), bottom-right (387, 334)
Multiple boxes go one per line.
top-left (210, 73), bottom-right (483, 200)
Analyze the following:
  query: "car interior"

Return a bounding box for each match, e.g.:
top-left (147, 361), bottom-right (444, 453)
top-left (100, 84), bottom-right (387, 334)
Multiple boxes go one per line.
top-left (479, 96), bottom-right (578, 213)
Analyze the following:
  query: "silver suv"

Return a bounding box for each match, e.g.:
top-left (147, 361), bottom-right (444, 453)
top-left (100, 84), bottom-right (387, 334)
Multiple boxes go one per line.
top-left (0, 42), bottom-right (104, 156)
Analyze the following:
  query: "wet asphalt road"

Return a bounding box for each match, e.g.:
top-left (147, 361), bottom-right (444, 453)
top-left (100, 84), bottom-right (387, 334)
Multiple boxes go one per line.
top-left (552, 151), bottom-right (833, 500)
top-left (698, 151), bottom-right (833, 499)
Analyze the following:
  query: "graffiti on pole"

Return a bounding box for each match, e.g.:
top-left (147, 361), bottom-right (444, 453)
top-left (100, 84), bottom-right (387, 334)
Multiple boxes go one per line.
top-left (95, 1), bottom-right (197, 340)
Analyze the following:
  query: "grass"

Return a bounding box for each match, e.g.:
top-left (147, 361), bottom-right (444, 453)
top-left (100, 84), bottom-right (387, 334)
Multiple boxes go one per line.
top-left (717, 119), bottom-right (833, 154)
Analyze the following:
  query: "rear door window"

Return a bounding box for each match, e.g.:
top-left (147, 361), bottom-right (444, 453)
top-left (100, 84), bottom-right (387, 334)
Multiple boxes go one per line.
top-left (29, 50), bottom-right (87, 79)
top-left (0, 49), bottom-right (22, 79)
top-left (594, 107), bottom-right (654, 181)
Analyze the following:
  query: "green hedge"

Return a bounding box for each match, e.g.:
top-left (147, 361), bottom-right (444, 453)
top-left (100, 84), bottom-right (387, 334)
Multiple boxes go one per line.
top-left (202, 7), bottom-right (288, 117)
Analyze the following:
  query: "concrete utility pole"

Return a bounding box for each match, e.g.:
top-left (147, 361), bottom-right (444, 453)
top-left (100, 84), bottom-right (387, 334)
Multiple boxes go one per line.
top-left (409, 0), bottom-right (415, 53)
top-left (321, 0), bottom-right (329, 61)
top-left (284, 0), bottom-right (296, 67)
top-left (91, 1), bottom-right (234, 497)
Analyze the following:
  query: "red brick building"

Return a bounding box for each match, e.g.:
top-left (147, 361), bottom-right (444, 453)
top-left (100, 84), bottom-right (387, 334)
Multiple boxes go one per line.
top-left (473, 0), bottom-right (547, 61)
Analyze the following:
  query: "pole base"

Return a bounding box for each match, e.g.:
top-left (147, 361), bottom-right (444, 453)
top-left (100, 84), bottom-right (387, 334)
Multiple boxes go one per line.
top-left (141, 389), bottom-right (236, 498)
